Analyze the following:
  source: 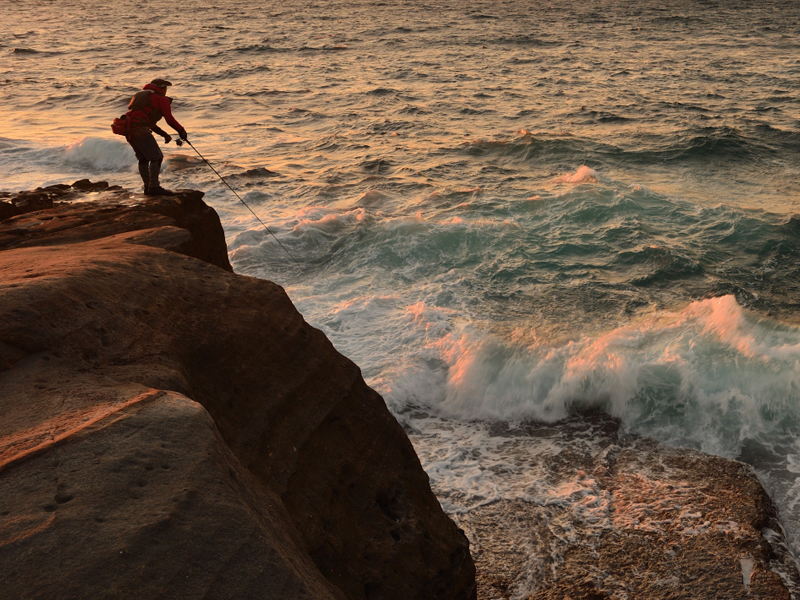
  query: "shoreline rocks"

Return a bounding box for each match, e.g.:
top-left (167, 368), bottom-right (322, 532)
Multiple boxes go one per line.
top-left (0, 182), bottom-right (476, 600)
top-left (421, 414), bottom-right (800, 600)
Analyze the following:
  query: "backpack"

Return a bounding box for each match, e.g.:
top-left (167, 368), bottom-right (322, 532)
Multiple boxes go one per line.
top-left (111, 114), bottom-right (129, 136)
top-left (111, 111), bottom-right (151, 136)
top-left (113, 89), bottom-right (162, 136)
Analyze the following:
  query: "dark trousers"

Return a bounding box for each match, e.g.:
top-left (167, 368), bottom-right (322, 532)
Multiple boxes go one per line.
top-left (127, 129), bottom-right (163, 189)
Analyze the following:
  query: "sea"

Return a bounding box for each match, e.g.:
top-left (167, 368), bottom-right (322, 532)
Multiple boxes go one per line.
top-left (3, 0), bottom-right (800, 591)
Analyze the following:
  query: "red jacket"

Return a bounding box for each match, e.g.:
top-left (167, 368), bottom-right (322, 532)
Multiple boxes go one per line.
top-left (128, 83), bottom-right (184, 133)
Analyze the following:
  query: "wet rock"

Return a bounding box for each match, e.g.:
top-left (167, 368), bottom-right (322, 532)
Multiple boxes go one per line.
top-left (436, 415), bottom-right (800, 600)
top-left (71, 178), bottom-right (111, 191)
top-left (11, 191), bottom-right (55, 213)
top-left (1, 182), bottom-right (126, 224)
top-left (0, 201), bottom-right (20, 221)
top-left (0, 181), bottom-right (475, 600)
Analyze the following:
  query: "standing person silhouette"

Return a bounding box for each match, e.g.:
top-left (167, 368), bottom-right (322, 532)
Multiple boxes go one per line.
top-left (125, 78), bottom-right (188, 195)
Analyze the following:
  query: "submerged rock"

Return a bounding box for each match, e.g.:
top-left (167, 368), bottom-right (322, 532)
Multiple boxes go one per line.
top-left (0, 183), bottom-right (476, 600)
top-left (424, 415), bottom-right (800, 600)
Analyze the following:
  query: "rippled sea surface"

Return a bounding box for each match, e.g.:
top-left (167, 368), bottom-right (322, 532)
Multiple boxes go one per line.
top-left (4, 0), bottom-right (800, 570)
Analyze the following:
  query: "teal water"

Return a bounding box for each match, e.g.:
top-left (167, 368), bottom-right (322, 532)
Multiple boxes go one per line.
top-left (3, 0), bottom-right (800, 558)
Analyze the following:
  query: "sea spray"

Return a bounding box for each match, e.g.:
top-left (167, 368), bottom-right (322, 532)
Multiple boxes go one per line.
top-left (63, 137), bottom-right (134, 172)
top-left (377, 296), bottom-right (800, 456)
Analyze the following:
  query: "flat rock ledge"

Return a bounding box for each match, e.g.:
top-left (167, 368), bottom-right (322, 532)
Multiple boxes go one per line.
top-left (0, 182), bottom-right (476, 600)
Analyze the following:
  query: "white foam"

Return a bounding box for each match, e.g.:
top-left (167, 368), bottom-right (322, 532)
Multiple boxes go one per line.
top-left (63, 137), bottom-right (134, 171)
top-left (289, 284), bottom-right (800, 548)
top-left (408, 418), bottom-right (612, 515)
top-left (740, 555), bottom-right (755, 587)
top-left (291, 205), bottom-right (368, 234)
top-left (365, 296), bottom-right (800, 464)
top-left (555, 165), bottom-right (598, 184)
top-left (787, 452), bottom-right (800, 475)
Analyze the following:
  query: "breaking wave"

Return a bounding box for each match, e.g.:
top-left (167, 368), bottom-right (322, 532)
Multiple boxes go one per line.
top-left (63, 137), bottom-right (134, 171)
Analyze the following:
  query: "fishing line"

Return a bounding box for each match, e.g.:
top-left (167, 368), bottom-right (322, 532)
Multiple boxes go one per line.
top-left (182, 139), bottom-right (299, 266)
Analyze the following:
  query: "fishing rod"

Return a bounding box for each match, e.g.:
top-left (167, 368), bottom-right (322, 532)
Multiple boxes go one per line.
top-left (178, 138), bottom-right (299, 266)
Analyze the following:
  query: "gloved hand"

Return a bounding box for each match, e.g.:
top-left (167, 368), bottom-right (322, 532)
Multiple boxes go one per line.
top-left (163, 133), bottom-right (172, 144)
top-left (179, 130), bottom-right (188, 141)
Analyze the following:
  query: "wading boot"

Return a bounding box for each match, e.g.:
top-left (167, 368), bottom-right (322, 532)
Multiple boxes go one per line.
top-left (146, 159), bottom-right (168, 196)
top-left (145, 186), bottom-right (173, 196)
top-left (138, 161), bottom-right (151, 195)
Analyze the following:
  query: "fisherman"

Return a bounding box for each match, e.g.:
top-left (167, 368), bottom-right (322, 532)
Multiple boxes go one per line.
top-left (125, 78), bottom-right (188, 196)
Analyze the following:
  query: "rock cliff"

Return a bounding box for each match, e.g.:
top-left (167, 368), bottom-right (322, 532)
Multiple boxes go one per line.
top-left (0, 182), bottom-right (477, 600)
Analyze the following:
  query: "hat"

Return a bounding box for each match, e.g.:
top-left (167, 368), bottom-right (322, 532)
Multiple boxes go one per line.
top-left (150, 78), bottom-right (173, 87)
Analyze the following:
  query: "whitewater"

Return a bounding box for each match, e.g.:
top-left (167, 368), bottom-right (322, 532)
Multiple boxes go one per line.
top-left (3, 0), bottom-right (800, 587)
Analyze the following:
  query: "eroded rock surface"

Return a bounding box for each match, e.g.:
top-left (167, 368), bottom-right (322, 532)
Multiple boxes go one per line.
top-left (1, 389), bottom-right (345, 600)
top-left (0, 182), bottom-right (476, 600)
